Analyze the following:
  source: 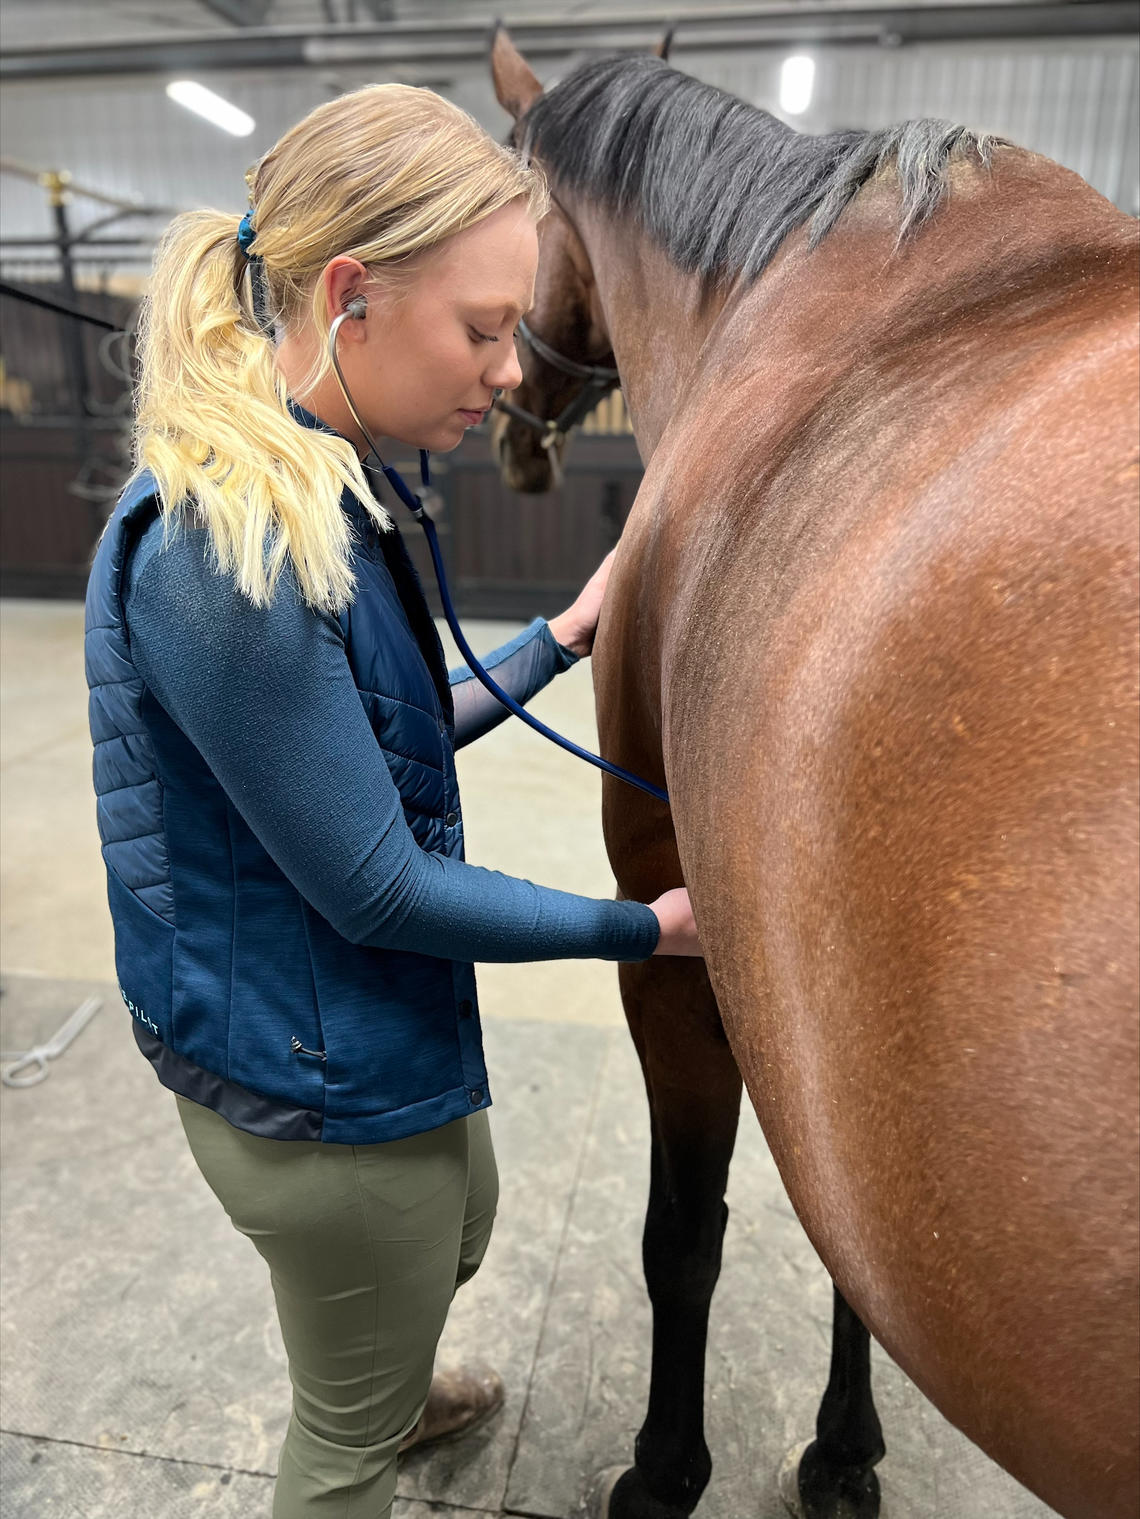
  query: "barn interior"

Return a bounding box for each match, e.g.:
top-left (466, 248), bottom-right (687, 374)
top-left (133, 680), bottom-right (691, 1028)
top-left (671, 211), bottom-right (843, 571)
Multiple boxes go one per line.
top-left (2, 3), bottom-right (1135, 1516)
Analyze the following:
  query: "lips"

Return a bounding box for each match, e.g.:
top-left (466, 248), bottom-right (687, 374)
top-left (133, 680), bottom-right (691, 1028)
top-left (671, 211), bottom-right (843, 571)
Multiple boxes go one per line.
top-left (458, 407), bottom-right (489, 424)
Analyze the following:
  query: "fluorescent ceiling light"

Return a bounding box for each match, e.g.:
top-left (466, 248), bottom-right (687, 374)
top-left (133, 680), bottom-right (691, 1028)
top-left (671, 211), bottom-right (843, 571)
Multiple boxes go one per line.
top-left (779, 56), bottom-right (815, 117)
top-left (166, 80), bottom-right (254, 137)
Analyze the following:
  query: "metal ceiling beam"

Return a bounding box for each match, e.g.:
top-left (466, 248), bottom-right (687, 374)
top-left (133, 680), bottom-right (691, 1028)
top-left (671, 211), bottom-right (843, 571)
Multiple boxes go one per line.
top-left (2, 3), bottom-right (1137, 79)
top-left (197, 0), bottom-right (275, 25)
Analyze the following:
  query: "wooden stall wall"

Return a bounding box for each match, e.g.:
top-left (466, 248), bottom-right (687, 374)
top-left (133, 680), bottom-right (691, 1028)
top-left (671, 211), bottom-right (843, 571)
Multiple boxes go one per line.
top-left (1, 280), bottom-right (644, 617)
top-left (0, 278), bottom-right (134, 598)
top-left (400, 427), bottom-right (643, 621)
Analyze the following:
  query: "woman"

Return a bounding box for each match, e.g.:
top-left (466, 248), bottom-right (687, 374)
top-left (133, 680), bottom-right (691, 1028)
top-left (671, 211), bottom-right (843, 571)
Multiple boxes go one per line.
top-left (85, 83), bottom-right (698, 1517)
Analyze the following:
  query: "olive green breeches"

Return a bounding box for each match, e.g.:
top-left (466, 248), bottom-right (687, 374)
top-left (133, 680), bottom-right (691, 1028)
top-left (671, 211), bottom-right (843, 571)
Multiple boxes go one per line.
top-left (176, 1096), bottom-right (498, 1518)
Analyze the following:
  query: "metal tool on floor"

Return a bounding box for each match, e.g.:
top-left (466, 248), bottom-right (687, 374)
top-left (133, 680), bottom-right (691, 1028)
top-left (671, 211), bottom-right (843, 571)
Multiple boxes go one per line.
top-left (1, 996), bottom-right (102, 1087)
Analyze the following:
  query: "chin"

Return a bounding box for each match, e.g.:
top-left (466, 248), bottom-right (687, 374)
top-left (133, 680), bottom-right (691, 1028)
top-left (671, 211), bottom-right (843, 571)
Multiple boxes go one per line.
top-left (390, 421), bottom-right (466, 454)
top-left (430, 422), bottom-right (470, 453)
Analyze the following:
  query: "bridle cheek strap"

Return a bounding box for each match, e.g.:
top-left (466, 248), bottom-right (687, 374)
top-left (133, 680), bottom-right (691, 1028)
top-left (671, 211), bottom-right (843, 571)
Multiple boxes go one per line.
top-left (493, 316), bottom-right (620, 486)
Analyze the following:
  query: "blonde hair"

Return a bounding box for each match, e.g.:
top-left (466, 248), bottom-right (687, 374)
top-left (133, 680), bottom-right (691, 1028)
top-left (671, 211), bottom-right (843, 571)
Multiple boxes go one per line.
top-left (132, 84), bottom-right (546, 611)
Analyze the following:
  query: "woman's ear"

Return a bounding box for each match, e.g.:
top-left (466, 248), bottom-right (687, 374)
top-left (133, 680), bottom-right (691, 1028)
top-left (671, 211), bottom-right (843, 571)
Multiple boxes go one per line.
top-left (323, 256), bottom-right (370, 331)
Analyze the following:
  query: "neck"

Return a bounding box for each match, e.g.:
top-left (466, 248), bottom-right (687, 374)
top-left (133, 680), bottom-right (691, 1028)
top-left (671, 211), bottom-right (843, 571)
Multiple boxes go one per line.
top-left (573, 201), bottom-right (734, 462)
top-left (275, 329), bottom-right (370, 458)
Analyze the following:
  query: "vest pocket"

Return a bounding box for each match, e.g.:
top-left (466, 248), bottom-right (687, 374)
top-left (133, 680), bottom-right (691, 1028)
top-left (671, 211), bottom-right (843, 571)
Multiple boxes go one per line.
top-left (289, 1036), bottom-right (327, 1062)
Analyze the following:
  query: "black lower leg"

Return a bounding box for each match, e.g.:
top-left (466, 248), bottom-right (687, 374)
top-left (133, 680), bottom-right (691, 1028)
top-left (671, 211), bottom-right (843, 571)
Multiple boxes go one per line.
top-left (797, 1286), bottom-right (885, 1519)
top-left (609, 1134), bottom-right (735, 1519)
top-left (603, 960), bottom-right (741, 1519)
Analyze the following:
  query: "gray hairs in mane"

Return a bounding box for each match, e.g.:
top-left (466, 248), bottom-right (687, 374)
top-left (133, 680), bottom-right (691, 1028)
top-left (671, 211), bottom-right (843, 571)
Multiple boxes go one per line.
top-left (518, 54), bottom-right (996, 287)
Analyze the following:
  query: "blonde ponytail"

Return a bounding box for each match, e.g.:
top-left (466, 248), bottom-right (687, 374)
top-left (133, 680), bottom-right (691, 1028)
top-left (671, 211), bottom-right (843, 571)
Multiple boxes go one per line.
top-left (133, 209), bottom-right (372, 612)
top-left (131, 85), bottom-right (546, 613)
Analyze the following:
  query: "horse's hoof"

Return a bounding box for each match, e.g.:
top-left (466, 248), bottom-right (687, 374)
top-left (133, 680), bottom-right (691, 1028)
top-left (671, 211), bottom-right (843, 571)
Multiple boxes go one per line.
top-left (584, 1465), bottom-right (628, 1519)
top-left (778, 1439), bottom-right (884, 1519)
top-left (778, 1441), bottom-right (811, 1517)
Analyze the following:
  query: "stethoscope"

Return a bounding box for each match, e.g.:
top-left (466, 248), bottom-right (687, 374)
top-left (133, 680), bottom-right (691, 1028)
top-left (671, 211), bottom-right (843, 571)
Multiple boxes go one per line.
top-left (328, 299), bottom-right (668, 805)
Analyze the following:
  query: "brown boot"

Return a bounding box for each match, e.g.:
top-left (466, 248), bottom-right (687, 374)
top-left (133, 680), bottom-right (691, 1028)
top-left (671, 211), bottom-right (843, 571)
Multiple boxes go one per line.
top-left (398, 1365), bottom-right (505, 1455)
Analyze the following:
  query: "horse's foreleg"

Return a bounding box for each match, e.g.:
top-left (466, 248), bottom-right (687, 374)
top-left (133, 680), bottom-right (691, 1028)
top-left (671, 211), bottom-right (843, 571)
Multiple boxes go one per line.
top-left (780, 1286), bottom-right (885, 1519)
top-left (597, 956), bottom-right (743, 1519)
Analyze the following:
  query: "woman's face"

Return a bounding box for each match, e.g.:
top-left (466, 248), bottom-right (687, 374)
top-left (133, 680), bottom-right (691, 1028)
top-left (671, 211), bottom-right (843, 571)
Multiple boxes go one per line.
top-left (318, 200), bottom-right (538, 455)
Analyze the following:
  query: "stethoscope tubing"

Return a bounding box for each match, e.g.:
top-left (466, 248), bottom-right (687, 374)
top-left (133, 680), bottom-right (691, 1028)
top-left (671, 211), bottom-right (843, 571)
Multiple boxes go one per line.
top-left (420, 511), bottom-right (669, 804)
top-left (327, 311), bottom-right (669, 806)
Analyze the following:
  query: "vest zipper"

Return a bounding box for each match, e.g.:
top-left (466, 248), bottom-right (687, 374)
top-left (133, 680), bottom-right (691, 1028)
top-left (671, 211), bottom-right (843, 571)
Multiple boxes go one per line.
top-left (290, 1036), bottom-right (327, 1062)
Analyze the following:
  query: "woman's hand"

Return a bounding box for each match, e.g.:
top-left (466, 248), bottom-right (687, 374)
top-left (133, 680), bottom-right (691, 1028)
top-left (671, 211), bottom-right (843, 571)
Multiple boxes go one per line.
top-left (648, 887), bottom-right (702, 957)
top-left (547, 549), bottom-right (616, 658)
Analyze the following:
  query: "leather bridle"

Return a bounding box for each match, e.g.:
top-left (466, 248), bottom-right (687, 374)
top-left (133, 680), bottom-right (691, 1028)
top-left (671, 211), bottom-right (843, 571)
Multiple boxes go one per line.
top-left (493, 318), bottom-right (620, 484)
top-left (499, 313), bottom-right (619, 427)
top-left (490, 173), bottom-right (622, 475)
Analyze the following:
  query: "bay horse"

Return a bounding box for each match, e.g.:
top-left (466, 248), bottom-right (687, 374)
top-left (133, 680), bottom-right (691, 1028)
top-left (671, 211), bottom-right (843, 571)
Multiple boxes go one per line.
top-left (489, 26), bottom-right (1139, 1519)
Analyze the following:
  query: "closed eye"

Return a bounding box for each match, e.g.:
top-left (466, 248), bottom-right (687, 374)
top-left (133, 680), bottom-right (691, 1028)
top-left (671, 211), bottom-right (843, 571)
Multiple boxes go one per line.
top-left (470, 325), bottom-right (522, 344)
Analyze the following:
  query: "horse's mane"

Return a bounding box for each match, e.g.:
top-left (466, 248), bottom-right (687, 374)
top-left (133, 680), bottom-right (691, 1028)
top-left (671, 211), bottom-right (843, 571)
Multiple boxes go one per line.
top-left (518, 54), bottom-right (996, 286)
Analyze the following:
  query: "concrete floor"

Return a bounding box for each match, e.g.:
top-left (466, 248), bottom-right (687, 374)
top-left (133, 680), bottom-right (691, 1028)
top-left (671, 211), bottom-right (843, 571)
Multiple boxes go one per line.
top-left (0, 599), bottom-right (1056, 1519)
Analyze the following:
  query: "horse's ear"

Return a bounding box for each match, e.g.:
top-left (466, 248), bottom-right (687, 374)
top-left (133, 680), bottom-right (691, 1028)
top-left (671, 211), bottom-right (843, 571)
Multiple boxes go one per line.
top-left (490, 21), bottom-right (544, 120)
top-left (651, 26), bottom-right (675, 61)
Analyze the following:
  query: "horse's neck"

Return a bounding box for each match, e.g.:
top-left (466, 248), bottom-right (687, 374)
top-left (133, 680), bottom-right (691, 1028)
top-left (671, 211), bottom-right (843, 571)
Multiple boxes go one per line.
top-left (579, 157), bottom-right (1137, 468)
top-left (579, 206), bottom-right (732, 462)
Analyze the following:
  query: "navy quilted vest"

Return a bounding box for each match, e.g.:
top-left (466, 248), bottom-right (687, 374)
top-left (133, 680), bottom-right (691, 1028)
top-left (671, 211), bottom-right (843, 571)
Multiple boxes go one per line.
top-left (85, 466), bottom-right (489, 1144)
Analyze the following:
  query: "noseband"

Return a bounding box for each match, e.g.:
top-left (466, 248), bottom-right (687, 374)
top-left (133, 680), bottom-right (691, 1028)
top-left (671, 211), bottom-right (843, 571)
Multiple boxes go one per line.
top-left (493, 317), bottom-right (620, 482)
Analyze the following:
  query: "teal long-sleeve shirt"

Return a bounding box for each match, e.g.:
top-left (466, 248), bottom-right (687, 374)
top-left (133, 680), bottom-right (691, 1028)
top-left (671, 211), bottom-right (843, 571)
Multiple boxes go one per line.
top-left (123, 515), bottom-right (660, 964)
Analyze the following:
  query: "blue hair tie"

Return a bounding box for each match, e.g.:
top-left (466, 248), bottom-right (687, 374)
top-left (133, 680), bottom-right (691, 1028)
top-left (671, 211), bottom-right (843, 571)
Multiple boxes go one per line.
top-left (237, 210), bottom-right (258, 257)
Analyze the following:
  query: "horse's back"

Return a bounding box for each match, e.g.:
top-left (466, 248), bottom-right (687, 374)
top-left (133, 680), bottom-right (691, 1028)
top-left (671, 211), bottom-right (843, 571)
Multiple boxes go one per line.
top-left (654, 194), bottom-right (1138, 1517)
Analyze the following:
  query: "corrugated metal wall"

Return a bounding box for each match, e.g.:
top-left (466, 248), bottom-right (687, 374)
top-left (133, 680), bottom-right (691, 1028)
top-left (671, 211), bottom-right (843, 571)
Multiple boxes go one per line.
top-left (3, 21), bottom-right (1135, 606)
top-left (693, 40), bottom-right (1140, 213)
top-left (2, 35), bottom-right (1137, 243)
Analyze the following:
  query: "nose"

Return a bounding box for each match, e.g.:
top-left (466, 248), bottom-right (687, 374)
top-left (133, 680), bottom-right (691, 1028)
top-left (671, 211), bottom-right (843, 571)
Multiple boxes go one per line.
top-left (485, 340), bottom-right (523, 394)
